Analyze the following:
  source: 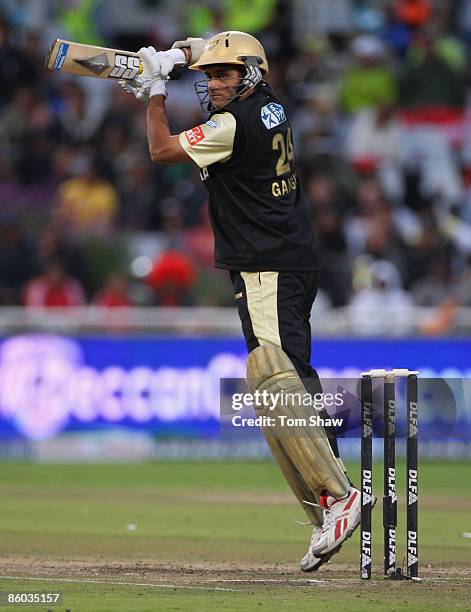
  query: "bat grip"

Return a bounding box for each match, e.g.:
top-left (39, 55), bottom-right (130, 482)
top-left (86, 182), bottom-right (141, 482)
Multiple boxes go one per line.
top-left (168, 67), bottom-right (183, 81)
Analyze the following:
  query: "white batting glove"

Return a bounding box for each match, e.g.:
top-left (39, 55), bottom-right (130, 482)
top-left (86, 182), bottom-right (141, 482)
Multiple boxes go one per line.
top-left (138, 46), bottom-right (186, 98)
top-left (172, 38), bottom-right (206, 64)
top-left (119, 77), bottom-right (151, 103)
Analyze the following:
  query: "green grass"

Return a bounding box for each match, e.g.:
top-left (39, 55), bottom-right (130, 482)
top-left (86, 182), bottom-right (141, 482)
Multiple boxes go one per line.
top-left (0, 460), bottom-right (470, 611)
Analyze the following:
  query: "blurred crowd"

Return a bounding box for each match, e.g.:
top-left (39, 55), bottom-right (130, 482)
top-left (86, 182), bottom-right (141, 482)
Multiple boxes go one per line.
top-left (2, 0), bottom-right (471, 333)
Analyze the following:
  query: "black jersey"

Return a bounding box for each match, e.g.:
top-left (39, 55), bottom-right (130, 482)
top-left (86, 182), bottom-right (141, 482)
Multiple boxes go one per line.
top-left (186, 83), bottom-right (320, 271)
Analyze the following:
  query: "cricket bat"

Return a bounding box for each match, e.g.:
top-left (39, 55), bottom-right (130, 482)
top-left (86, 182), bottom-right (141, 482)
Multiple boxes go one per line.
top-left (46, 39), bottom-right (144, 80)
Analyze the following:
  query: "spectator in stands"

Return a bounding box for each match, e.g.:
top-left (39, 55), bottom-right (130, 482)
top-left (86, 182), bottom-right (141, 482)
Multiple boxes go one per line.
top-left (2, 86), bottom-right (52, 145)
top-left (158, 198), bottom-right (188, 251)
top-left (381, 3), bottom-right (414, 57)
top-left (394, 0), bottom-right (431, 29)
top-left (0, 219), bottom-right (36, 305)
top-left (400, 127), bottom-right (463, 208)
top-left (430, 15), bottom-right (467, 76)
top-left (410, 253), bottom-right (453, 306)
top-left (52, 81), bottom-right (101, 146)
top-left (346, 96), bottom-right (463, 207)
top-left (457, 0), bottom-right (471, 49)
top-left (98, 83), bottom-right (148, 140)
top-left (339, 34), bottom-right (397, 114)
top-left (309, 176), bottom-right (351, 307)
top-left (349, 259), bottom-right (414, 335)
top-left (400, 33), bottom-right (466, 111)
top-left (0, 157), bottom-right (23, 216)
top-left (93, 273), bottom-right (134, 307)
top-left (402, 217), bottom-right (449, 286)
top-left (291, 85), bottom-right (341, 158)
top-left (305, 173), bottom-right (348, 214)
top-left (346, 177), bottom-right (409, 279)
top-left (184, 206), bottom-right (233, 306)
top-left (454, 256), bottom-right (471, 307)
top-left (1, 86), bottom-right (55, 186)
top-left (54, 155), bottom-right (118, 236)
top-left (99, 122), bottom-right (134, 181)
top-left (36, 222), bottom-right (87, 284)
top-left (186, 0), bottom-right (277, 39)
top-left (146, 251), bottom-right (196, 307)
top-left (23, 260), bottom-right (85, 307)
top-left (345, 102), bottom-right (405, 201)
top-left (116, 154), bottom-right (159, 230)
top-left (184, 205), bottom-right (214, 269)
top-left (0, 14), bottom-right (38, 105)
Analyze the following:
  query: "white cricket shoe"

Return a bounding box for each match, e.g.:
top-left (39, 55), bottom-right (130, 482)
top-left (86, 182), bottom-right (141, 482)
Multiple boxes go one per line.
top-left (299, 524), bottom-right (342, 572)
top-left (299, 525), bottom-right (322, 572)
top-left (311, 487), bottom-right (363, 556)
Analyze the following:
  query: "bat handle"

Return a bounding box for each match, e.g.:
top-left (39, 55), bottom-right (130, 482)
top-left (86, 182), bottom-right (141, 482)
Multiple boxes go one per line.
top-left (168, 67), bottom-right (183, 81)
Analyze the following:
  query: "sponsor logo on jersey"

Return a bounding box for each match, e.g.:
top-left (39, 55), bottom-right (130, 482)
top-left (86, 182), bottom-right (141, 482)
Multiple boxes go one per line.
top-left (206, 119), bottom-right (218, 128)
top-left (53, 42), bottom-right (69, 71)
top-left (260, 102), bottom-right (286, 129)
top-left (185, 126), bottom-right (206, 146)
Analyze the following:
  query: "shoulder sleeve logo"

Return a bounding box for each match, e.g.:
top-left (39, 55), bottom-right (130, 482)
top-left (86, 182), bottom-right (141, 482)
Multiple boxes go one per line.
top-left (185, 126), bottom-right (206, 146)
top-left (260, 103), bottom-right (286, 129)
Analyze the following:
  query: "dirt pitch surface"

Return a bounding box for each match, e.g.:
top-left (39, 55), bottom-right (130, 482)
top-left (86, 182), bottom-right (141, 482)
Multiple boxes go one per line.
top-left (1, 557), bottom-right (469, 592)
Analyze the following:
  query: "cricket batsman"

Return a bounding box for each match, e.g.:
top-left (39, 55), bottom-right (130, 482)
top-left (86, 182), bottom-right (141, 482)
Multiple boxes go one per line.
top-left (120, 31), bottom-right (363, 571)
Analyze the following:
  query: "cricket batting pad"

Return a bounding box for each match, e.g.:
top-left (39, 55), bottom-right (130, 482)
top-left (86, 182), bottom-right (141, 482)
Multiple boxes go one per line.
top-left (265, 435), bottom-right (323, 526)
top-left (246, 344), bottom-right (350, 501)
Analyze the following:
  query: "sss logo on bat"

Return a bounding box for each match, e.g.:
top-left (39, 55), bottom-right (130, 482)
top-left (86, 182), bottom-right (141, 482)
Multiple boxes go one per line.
top-left (110, 55), bottom-right (140, 79)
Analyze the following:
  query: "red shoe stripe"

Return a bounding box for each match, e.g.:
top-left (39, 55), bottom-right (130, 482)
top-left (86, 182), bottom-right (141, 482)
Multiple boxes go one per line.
top-left (320, 495), bottom-right (329, 508)
top-left (343, 517), bottom-right (348, 532)
top-left (335, 519), bottom-right (342, 541)
top-left (343, 490), bottom-right (358, 511)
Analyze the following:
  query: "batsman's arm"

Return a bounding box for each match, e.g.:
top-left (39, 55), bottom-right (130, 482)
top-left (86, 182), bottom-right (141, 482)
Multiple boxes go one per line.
top-left (145, 40), bottom-right (206, 164)
top-left (146, 96), bottom-right (190, 163)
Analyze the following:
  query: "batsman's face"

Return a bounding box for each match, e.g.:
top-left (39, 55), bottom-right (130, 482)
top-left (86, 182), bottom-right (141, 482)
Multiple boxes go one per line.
top-left (205, 65), bottom-right (243, 108)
